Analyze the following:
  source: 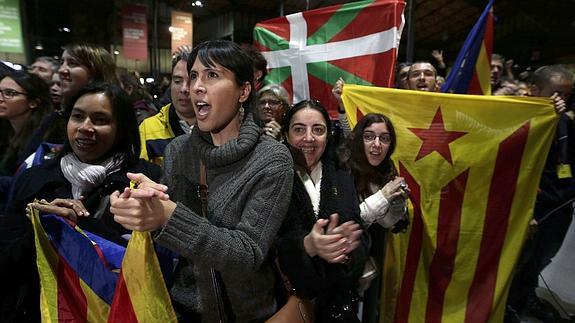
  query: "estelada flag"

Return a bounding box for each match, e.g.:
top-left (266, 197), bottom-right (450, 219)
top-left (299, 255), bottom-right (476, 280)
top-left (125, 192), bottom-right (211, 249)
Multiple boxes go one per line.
top-left (342, 85), bottom-right (558, 323)
top-left (441, 0), bottom-right (493, 95)
top-left (30, 209), bottom-right (177, 322)
top-left (253, 0), bottom-right (405, 118)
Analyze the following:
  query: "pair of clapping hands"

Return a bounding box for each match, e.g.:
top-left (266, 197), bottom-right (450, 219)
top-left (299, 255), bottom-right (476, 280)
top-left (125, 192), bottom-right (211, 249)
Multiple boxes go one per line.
top-left (29, 173), bottom-right (175, 232)
top-left (303, 213), bottom-right (363, 264)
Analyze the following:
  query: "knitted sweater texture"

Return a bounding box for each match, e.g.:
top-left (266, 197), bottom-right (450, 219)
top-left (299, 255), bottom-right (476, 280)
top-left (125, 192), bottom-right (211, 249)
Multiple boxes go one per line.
top-left (155, 114), bottom-right (293, 322)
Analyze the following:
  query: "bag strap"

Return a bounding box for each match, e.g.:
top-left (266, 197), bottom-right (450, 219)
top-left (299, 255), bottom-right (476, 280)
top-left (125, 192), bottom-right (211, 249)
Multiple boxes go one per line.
top-left (270, 248), bottom-right (295, 294)
top-left (198, 160), bottom-right (234, 322)
top-left (199, 160), bottom-right (208, 218)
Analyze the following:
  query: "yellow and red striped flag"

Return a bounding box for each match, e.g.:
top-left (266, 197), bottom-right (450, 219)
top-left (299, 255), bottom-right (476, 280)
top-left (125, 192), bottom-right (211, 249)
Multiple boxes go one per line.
top-left (342, 85), bottom-right (558, 323)
top-left (30, 209), bottom-right (176, 322)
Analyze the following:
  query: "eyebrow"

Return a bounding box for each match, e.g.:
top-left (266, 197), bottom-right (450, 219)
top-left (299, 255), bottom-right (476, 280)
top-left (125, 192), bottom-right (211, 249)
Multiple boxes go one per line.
top-left (291, 123), bottom-right (326, 127)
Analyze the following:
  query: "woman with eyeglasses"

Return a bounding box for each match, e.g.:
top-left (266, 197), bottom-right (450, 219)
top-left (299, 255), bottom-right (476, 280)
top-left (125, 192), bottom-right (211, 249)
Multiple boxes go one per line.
top-left (256, 84), bottom-right (290, 140)
top-left (338, 113), bottom-right (409, 321)
top-left (0, 70), bottom-right (51, 177)
top-left (276, 99), bottom-right (369, 322)
top-left (340, 113), bottom-right (409, 230)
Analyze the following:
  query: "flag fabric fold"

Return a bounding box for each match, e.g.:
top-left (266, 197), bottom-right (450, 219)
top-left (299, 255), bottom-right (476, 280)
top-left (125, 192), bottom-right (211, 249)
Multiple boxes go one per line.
top-left (30, 209), bottom-right (176, 322)
top-left (254, 0), bottom-right (405, 118)
top-left (342, 85), bottom-right (558, 323)
top-left (441, 0), bottom-right (494, 95)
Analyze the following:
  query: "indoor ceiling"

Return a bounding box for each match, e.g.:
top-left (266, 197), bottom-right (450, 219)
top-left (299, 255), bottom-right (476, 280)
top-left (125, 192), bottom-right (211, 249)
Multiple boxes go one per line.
top-left (24, 0), bottom-right (575, 70)
top-left (165, 0), bottom-right (575, 67)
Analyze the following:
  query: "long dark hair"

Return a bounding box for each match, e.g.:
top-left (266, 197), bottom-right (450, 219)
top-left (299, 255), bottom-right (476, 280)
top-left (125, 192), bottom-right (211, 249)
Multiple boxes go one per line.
top-left (188, 40), bottom-right (255, 117)
top-left (0, 70), bottom-right (52, 174)
top-left (341, 113), bottom-right (397, 198)
top-left (61, 82), bottom-right (140, 165)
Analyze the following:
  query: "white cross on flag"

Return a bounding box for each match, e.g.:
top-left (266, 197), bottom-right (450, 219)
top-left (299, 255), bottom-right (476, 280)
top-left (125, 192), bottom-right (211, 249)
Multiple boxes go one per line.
top-left (253, 0), bottom-right (405, 118)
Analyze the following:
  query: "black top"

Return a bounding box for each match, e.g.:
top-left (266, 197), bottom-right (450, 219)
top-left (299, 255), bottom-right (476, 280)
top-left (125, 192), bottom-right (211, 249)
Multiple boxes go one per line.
top-left (276, 159), bottom-right (369, 323)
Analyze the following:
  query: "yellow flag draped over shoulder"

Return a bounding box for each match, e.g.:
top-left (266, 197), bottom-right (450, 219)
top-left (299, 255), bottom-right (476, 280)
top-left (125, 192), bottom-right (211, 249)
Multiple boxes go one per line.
top-left (342, 85), bottom-right (558, 323)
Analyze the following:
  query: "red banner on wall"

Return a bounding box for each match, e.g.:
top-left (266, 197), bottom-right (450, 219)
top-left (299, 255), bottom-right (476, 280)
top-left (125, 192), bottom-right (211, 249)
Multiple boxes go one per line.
top-left (171, 11), bottom-right (193, 54)
top-left (122, 4), bottom-right (148, 60)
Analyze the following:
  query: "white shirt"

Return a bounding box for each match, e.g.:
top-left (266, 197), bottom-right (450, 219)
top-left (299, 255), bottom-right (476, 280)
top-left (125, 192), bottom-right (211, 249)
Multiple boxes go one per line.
top-left (296, 161), bottom-right (323, 216)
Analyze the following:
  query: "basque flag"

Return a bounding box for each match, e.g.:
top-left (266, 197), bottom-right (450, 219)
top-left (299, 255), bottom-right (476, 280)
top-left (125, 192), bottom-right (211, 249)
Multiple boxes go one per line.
top-left (342, 86), bottom-right (557, 322)
top-left (30, 210), bottom-right (177, 322)
top-left (441, 0), bottom-right (494, 95)
top-left (254, 0), bottom-right (405, 118)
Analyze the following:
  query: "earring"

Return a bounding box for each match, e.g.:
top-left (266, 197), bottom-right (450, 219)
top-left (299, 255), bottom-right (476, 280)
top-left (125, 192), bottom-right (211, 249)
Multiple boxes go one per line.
top-left (239, 105), bottom-right (245, 122)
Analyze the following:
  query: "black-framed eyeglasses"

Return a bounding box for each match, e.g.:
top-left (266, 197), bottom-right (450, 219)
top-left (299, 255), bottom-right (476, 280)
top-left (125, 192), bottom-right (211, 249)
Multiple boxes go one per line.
top-left (363, 132), bottom-right (391, 144)
top-left (0, 88), bottom-right (27, 99)
top-left (258, 99), bottom-right (284, 108)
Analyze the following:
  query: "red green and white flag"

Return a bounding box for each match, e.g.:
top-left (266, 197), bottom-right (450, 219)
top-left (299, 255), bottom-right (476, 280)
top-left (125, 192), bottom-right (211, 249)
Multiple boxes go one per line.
top-left (253, 0), bottom-right (405, 118)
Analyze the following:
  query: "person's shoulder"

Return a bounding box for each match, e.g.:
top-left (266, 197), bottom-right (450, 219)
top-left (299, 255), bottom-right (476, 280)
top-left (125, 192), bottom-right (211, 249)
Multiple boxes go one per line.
top-left (255, 136), bottom-right (291, 161)
top-left (139, 104), bottom-right (171, 127)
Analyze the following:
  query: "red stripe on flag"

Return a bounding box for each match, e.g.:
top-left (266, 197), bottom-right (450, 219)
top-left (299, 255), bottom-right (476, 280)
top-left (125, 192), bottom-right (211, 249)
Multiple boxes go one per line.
top-left (329, 50), bottom-right (398, 87)
top-left (468, 71), bottom-right (483, 95)
top-left (57, 255), bottom-right (88, 321)
top-left (484, 10), bottom-right (493, 60)
top-left (330, 0), bottom-right (404, 42)
top-left (426, 170), bottom-right (469, 323)
top-left (108, 271), bottom-right (139, 323)
top-left (303, 4), bottom-right (344, 38)
top-left (255, 17), bottom-right (291, 45)
top-left (394, 162), bottom-right (423, 323)
top-left (308, 73), bottom-right (340, 118)
top-left (465, 122), bottom-right (530, 323)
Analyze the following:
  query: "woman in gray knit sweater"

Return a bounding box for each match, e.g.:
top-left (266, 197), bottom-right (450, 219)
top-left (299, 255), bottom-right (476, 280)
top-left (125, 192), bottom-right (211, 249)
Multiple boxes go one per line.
top-left (110, 40), bottom-right (294, 322)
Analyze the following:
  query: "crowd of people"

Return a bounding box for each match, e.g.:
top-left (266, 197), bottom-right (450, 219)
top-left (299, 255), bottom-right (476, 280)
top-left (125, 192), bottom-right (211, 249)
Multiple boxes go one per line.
top-left (0, 37), bottom-right (573, 323)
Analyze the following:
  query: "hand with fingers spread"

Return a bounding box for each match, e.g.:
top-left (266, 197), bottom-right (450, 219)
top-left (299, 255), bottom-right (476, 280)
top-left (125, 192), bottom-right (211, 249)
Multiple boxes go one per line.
top-left (29, 198), bottom-right (89, 222)
top-left (110, 173), bottom-right (176, 232)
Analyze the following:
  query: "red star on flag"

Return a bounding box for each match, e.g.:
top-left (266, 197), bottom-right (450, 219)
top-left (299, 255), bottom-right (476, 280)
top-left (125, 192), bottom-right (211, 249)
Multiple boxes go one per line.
top-left (409, 107), bottom-right (467, 164)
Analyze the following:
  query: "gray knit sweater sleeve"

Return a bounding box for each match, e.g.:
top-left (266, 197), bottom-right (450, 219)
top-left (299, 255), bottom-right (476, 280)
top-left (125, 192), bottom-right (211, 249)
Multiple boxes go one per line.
top-left (156, 133), bottom-right (293, 274)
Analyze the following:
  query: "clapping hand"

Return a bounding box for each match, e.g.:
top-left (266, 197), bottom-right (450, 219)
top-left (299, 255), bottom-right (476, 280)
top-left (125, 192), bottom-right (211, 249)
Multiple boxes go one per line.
top-left (304, 213), bottom-right (363, 264)
top-left (110, 172), bottom-right (176, 232)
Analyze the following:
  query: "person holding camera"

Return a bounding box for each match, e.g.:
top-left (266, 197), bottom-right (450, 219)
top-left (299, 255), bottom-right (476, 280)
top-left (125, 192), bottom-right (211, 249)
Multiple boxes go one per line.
top-left (339, 113), bottom-right (409, 231)
top-left (337, 112), bottom-right (409, 321)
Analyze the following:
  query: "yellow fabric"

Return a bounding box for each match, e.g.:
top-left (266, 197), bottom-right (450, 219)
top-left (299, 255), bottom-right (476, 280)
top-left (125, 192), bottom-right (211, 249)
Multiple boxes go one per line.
top-left (122, 231), bottom-right (177, 322)
top-left (30, 206), bottom-right (60, 323)
top-left (341, 85), bottom-right (557, 323)
top-left (475, 42), bottom-right (491, 95)
top-left (138, 104), bottom-right (176, 165)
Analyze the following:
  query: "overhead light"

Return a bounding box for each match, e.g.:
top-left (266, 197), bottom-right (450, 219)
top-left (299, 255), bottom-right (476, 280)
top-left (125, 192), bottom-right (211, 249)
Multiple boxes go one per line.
top-left (35, 42), bottom-right (44, 50)
top-left (191, 1), bottom-right (203, 7)
top-left (145, 77), bottom-right (155, 83)
top-left (169, 26), bottom-right (175, 32)
top-left (113, 50), bottom-right (120, 55)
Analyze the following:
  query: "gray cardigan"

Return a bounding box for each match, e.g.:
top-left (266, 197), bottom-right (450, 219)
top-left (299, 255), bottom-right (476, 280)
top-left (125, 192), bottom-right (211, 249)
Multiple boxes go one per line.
top-left (155, 114), bottom-right (293, 322)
